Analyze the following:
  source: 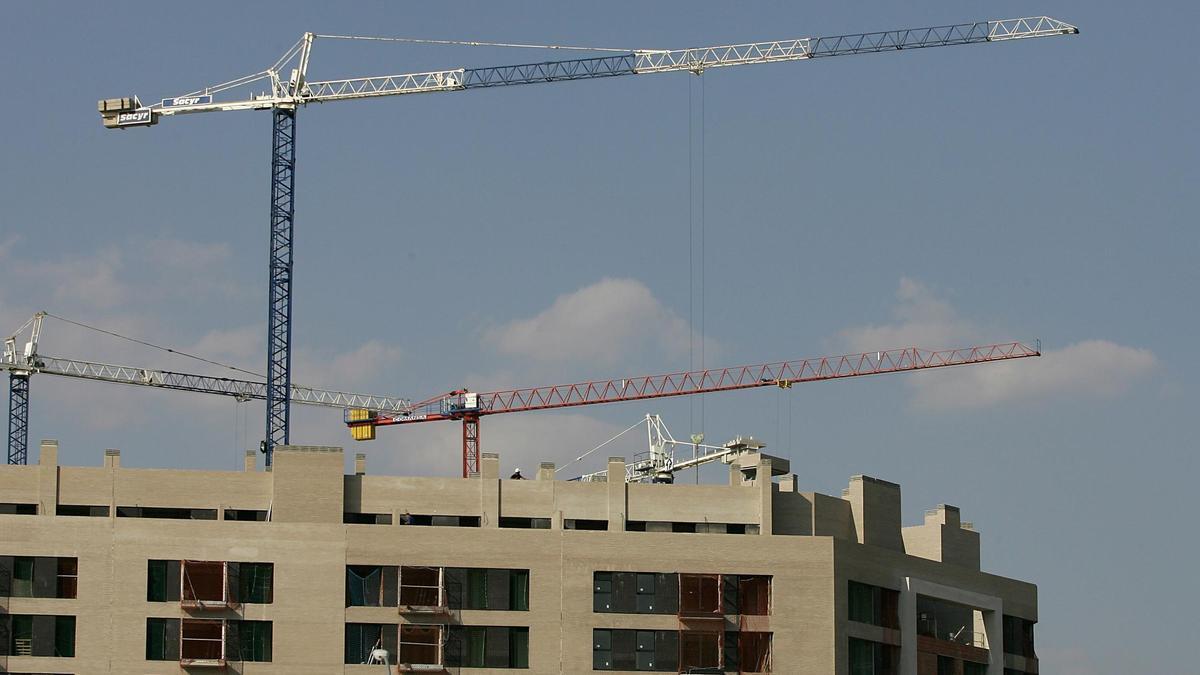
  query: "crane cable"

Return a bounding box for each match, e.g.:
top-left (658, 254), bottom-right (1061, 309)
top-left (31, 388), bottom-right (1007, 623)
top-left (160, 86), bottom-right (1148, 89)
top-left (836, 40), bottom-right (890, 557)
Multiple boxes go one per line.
top-left (42, 313), bottom-right (265, 379)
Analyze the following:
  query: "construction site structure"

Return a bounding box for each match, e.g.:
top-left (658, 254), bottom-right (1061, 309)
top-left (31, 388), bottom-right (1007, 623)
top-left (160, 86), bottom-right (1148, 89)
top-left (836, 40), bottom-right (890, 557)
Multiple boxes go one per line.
top-left (0, 442), bottom-right (1039, 674)
top-left (2, 312), bottom-right (411, 465)
top-left (348, 341), bottom-right (1041, 477)
top-left (97, 16), bottom-right (1078, 465)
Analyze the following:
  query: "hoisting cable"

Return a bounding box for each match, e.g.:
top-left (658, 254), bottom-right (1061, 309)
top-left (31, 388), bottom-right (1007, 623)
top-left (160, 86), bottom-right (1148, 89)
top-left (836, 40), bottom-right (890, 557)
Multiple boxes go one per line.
top-left (556, 417), bottom-right (648, 475)
top-left (43, 313), bottom-right (265, 379)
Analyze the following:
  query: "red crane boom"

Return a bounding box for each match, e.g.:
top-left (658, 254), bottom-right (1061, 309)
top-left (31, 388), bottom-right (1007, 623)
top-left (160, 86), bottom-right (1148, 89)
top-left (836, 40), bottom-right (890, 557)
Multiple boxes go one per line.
top-left (346, 341), bottom-right (1039, 477)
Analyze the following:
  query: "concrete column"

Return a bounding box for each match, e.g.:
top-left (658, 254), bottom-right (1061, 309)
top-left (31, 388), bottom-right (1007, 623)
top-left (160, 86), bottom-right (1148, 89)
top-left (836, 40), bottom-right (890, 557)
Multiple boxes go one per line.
top-left (606, 457), bottom-right (626, 532)
top-left (103, 449), bottom-right (120, 468)
top-left (758, 457), bottom-right (773, 535)
top-left (244, 451), bottom-right (256, 472)
top-left (38, 440), bottom-right (58, 517)
top-left (354, 453), bottom-right (366, 476)
top-left (900, 579), bottom-right (919, 675)
top-left (39, 439), bottom-right (58, 466)
top-left (537, 462), bottom-right (555, 481)
top-left (480, 452), bottom-right (500, 528)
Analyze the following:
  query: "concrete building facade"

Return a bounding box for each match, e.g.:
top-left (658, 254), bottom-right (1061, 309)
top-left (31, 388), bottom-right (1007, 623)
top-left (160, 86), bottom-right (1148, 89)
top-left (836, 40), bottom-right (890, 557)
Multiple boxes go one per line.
top-left (0, 441), bottom-right (1038, 675)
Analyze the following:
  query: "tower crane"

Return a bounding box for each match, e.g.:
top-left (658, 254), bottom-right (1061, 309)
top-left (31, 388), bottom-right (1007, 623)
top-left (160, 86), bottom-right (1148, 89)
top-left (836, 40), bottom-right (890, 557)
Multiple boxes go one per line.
top-left (97, 16), bottom-right (1077, 466)
top-left (3, 312), bottom-right (411, 465)
top-left (346, 340), bottom-right (1041, 477)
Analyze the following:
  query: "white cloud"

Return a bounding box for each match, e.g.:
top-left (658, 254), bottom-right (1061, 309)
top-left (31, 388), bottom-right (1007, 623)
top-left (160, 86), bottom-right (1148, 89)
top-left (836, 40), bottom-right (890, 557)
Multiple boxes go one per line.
top-left (839, 279), bottom-right (1157, 410)
top-left (483, 278), bottom-right (694, 368)
top-left (293, 340), bottom-right (404, 392)
top-left (840, 277), bottom-right (977, 352)
top-left (910, 339), bottom-right (1157, 411)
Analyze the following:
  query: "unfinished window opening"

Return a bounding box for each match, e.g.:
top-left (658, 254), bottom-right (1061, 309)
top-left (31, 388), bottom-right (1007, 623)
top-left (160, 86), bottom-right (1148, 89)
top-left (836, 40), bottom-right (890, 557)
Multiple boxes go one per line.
top-left (238, 562), bottom-right (273, 604)
top-left (147, 559), bottom-right (181, 602)
top-left (228, 619), bottom-right (272, 662)
top-left (566, 518), bottom-right (609, 530)
top-left (180, 618), bottom-right (225, 665)
top-left (672, 522), bottom-right (697, 533)
top-left (224, 508), bottom-right (268, 521)
top-left (446, 626), bottom-right (529, 669)
top-left (56, 557), bottom-right (78, 599)
top-left (346, 565), bottom-right (392, 607)
top-left (399, 566), bottom-right (444, 609)
top-left (499, 516), bottom-right (551, 529)
top-left (1, 614), bottom-right (73, 657)
top-left (57, 504), bottom-right (109, 517)
top-left (679, 630), bottom-right (722, 672)
top-left (343, 512), bottom-right (392, 525)
top-left (117, 506), bottom-right (217, 520)
top-left (446, 568), bottom-right (529, 611)
top-left (182, 561), bottom-right (233, 608)
top-left (679, 574), bottom-right (722, 617)
top-left (735, 575), bottom-right (771, 616)
top-left (10, 557), bottom-right (34, 597)
top-left (344, 623), bottom-right (398, 664)
top-left (146, 617), bottom-right (181, 661)
top-left (398, 624), bottom-right (442, 667)
top-left (0, 502), bottom-right (37, 515)
top-left (738, 631), bottom-right (773, 672)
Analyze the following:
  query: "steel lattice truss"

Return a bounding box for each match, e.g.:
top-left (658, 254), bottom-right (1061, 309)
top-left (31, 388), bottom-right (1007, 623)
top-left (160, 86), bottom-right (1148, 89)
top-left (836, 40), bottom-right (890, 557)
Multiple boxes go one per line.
top-left (140, 16), bottom-right (1076, 116)
top-left (365, 341), bottom-right (1040, 427)
top-left (7, 375), bottom-right (29, 465)
top-left (265, 108), bottom-right (298, 462)
top-left (5, 356), bottom-right (412, 413)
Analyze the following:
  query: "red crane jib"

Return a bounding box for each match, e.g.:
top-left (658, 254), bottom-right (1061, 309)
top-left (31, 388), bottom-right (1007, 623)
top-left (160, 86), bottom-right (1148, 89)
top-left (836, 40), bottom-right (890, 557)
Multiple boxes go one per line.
top-left (358, 341), bottom-right (1039, 428)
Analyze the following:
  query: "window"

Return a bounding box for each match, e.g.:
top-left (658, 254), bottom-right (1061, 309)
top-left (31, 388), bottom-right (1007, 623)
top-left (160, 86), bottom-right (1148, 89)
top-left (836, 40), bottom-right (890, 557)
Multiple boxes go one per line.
top-left (346, 565), bottom-right (396, 607)
top-left (343, 512), bottom-right (392, 525)
top-left (57, 504), bottom-right (108, 517)
top-left (238, 563), bottom-right (273, 604)
top-left (848, 581), bottom-right (899, 629)
top-left (446, 626), bottom-right (529, 669)
top-left (0, 503), bottom-right (37, 515)
top-left (180, 619), bottom-right (224, 663)
top-left (56, 558), bottom-right (77, 599)
top-left (399, 624), bottom-right (442, 666)
top-left (12, 557), bottom-right (34, 597)
top-left (446, 568), bottom-right (530, 611)
top-left (591, 629), bottom-right (677, 672)
top-left (499, 517), bottom-right (551, 529)
top-left (400, 567), bottom-right (443, 607)
top-left (229, 620), bottom-right (272, 662)
top-left (223, 508), bottom-right (267, 521)
top-left (679, 631), bottom-right (721, 672)
top-left (849, 637), bottom-right (898, 675)
top-left (181, 561), bottom-right (229, 607)
top-left (2, 615), bottom-right (75, 657)
top-left (399, 514), bottom-right (481, 527)
top-left (737, 632), bottom-right (772, 673)
top-left (679, 574), bottom-right (721, 616)
top-left (0, 557), bottom-right (77, 599)
top-left (594, 571), bottom-right (678, 614)
top-left (565, 518), bottom-right (607, 530)
top-left (146, 617), bottom-right (180, 661)
top-left (345, 623), bottom-right (397, 664)
top-left (147, 560), bottom-right (181, 602)
top-left (736, 576), bottom-right (771, 615)
top-left (1003, 615), bottom-right (1036, 658)
top-left (963, 662), bottom-right (987, 675)
top-left (116, 506), bottom-right (216, 520)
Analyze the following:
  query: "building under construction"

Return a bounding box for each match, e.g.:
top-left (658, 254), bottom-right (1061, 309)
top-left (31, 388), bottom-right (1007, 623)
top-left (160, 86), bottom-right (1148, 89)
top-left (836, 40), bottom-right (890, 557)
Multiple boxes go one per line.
top-left (0, 440), bottom-right (1038, 674)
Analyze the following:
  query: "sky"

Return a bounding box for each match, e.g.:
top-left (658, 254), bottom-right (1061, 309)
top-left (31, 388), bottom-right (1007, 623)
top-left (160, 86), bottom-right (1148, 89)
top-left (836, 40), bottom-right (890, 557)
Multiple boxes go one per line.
top-left (1, 1), bottom-right (1197, 672)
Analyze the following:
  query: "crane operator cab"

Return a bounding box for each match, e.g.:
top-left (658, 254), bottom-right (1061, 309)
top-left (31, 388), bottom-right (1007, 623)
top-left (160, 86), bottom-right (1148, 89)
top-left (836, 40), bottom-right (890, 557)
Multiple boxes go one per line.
top-left (441, 391), bottom-right (480, 416)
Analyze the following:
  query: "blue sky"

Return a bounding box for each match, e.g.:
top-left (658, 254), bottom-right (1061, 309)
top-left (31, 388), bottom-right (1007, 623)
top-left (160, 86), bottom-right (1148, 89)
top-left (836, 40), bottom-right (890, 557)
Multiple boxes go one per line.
top-left (1, 2), bottom-right (1196, 672)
